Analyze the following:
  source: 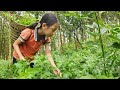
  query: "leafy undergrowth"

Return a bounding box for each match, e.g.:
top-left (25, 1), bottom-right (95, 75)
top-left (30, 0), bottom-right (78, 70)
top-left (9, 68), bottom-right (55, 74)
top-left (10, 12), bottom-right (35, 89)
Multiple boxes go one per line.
top-left (0, 46), bottom-right (119, 79)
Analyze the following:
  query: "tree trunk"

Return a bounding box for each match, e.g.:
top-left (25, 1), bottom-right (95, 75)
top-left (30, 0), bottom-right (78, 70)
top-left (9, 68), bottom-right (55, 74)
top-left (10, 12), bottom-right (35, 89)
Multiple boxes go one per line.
top-left (59, 29), bottom-right (63, 53)
top-left (73, 30), bottom-right (77, 50)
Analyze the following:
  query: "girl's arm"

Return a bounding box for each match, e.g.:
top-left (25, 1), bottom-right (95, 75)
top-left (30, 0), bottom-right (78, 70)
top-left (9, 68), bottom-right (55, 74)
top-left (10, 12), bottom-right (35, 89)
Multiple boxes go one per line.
top-left (44, 38), bottom-right (62, 76)
top-left (45, 43), bottom-right (57, 67)
top-left (13, 37), bottom-right (25, 60)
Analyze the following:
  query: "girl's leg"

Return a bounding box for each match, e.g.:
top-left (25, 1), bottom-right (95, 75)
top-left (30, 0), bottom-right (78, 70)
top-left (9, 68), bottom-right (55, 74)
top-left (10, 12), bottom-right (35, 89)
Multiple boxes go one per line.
top-left (13, 57), bottom-right (17, 64)
top-left (30, 62), bottom-right (34, 68)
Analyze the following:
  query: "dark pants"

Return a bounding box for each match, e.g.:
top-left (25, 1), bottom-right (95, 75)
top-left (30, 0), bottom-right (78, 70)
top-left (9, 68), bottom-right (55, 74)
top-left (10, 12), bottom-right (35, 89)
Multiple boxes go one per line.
top-left (13, 57), bottom-right (34, 68)
top-left (13, 57), bottom-right (17, 64)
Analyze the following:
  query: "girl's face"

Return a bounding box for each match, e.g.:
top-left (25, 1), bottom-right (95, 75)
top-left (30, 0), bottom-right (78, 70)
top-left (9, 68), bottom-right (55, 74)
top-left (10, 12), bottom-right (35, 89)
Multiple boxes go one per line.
top-left (42, 23), bottom-right (59, 37)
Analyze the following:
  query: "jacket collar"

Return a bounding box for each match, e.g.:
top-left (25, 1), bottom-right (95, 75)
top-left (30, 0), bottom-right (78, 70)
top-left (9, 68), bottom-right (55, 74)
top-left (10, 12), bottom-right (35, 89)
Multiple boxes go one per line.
top-left (34, 28), bottom-right (45, 41)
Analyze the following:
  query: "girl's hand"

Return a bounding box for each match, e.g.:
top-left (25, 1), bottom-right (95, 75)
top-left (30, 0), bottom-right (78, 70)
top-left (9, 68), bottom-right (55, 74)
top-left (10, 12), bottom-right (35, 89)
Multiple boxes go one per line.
top-left (53, 67), bottom-right (62, 77)
top-left (20, 56), bottom-right (25, 60)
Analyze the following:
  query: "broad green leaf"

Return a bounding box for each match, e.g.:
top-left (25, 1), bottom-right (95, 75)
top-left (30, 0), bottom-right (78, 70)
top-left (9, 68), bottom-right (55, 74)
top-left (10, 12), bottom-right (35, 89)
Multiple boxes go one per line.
top-left (117, 33), bottom-right (120, 39)
top-left (68, 11), bottom-right (77, 13)
top-left (100, 27), bottom-right (108, 34)
top-left (87, 31), bottom-right (99, 36)
top-left (92, 22), bottom-right (98, 28)
top-left (113, 27), bottom-right (120, 32)
top-left (80, 75), bottom-right (96, 79)
top-left (85, 25), bottom-right (94, 28)
top-left (98, 19), bottom-right (105, 26)
top-left (14, 63), bottom-right (22, 69)
top-left (109, 35), bottom-right (120, 42)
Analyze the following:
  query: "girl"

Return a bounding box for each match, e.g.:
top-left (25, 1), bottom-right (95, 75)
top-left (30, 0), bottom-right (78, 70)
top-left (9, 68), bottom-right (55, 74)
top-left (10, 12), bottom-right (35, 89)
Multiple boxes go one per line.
top-left (13, 12), bottom-right (61, 76)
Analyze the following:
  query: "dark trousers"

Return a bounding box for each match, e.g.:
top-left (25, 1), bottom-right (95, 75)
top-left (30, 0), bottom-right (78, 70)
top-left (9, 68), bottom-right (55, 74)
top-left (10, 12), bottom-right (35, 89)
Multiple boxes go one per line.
top-left (13, 57), bottom-right (17, 64)
top-left (13, 57), bottom-right (34, 68)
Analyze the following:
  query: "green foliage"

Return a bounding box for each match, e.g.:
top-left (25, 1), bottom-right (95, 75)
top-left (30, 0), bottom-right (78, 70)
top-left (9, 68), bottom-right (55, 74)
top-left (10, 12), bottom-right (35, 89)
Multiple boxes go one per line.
top-left (112, 42), bottom-right (120, 49)
top-left (3, 11), bottom-right (36, 26)
top-left (0, 43), bottom-right (119, 79)
top-left (0, 60), bottom-right (14, 78)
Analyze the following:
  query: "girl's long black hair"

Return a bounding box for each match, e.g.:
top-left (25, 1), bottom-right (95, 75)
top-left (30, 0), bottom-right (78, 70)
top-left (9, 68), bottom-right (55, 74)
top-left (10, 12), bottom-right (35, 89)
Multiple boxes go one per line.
top-left (26, 12), bottom-right (58, 29)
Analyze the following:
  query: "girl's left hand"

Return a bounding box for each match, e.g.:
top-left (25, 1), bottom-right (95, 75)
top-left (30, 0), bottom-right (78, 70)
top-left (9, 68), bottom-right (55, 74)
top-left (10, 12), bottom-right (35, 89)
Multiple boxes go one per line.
top-left (53, 67), bottom-right (62, 77)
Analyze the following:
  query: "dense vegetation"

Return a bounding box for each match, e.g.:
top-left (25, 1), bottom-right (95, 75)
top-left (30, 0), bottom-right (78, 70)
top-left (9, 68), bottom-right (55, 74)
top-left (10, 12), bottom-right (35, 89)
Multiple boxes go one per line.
top-left (0, 11), bottom-right (120, 79)
top-left (0, 43), bottom-right (120, 79)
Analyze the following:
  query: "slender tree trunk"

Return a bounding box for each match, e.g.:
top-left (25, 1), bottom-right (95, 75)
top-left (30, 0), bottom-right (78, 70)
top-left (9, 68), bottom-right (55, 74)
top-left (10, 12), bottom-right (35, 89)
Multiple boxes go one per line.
top-left (63, 31), bottom-right (65, 48)
top-left (95, 12), bottom-right (106, 74)
top-left (73, 30), bottom-right (77, 50)
top-left (59, 29), bottom-right (63, 53)
top-left (68, 31), bottom-right (72, 44)
top-left (75, 30), bottom-right (83, 49)
top-left (53, 36), bottom-right (56, 51)
top-left (0, 18), bottom-right (2, 59)
top-left (1, 18), bottom-right (3, 59)
top-left (56, 31), bottom-right (59, 49)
